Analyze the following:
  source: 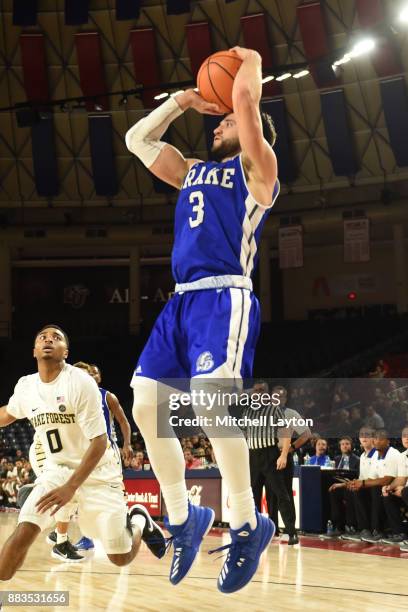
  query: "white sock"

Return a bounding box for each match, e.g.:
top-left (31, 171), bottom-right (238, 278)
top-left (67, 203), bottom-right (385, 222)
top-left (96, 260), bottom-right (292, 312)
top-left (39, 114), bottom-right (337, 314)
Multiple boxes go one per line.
top-left (56, 532), bottom-right (68, 544)
top-left (131, 514), bottom-right (146, 536)
top-left (228, 488), bottom-right (257, 531)
top-left (161, 481), bottom-right (189, 525)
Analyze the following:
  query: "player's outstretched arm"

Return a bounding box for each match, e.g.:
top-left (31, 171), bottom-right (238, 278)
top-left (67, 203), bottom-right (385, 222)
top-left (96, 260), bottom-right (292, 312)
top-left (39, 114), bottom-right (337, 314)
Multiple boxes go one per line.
top-left (106, 391), bottom-right (133, 461)
top-left (0, 406), bottom-right (16, 427)
top-left (125, 89), bottom-right (221, 189)
top-left (231, 47), bottom-right (277, 205)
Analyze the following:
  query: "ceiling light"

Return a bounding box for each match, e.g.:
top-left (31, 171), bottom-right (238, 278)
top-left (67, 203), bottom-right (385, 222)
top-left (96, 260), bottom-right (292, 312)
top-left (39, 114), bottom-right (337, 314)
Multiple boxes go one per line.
top-left (262, 75), bottom-right (275, 84)
top-left (399, 6), bottom-right (408, 22)
top-left (333, 55), bottom-right (352, 67)
top-left (293, 70), bottom-right (310, 79)
top-left (154, 92), bottom-right (169, 100)
top-left (349, 38), bottom-right (376, 58)
top-left (276, 73), bottom-right (292, 82)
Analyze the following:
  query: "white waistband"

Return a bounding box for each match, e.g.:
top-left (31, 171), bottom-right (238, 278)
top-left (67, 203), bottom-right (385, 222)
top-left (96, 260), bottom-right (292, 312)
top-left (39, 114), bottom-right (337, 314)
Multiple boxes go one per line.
top-left (175, 275), bottom-right (253, 293)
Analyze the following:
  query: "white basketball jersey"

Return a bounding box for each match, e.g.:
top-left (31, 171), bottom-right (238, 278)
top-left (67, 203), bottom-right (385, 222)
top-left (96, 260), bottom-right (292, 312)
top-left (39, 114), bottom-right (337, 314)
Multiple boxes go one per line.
top-left (7, 363), bottom-right (112, 470)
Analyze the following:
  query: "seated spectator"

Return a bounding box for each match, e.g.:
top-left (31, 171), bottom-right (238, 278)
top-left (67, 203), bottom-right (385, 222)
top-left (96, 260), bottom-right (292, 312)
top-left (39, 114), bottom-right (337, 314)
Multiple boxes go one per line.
top-left (309, 438), bottom-right (329, 466)
top-left (205, 447), bottom-right (217, 468)
top-left (135, 451), bottom-right (145, 469)
top-left (368, 359), bottom-right (389, 378)
top-left (381, 426), bottom-right (408, 544)
top-left (130, 456), bottom-right (143, 472)
top-left (364, 404), bottom-right (384, 429)
top-left (335, 437), bottom-right (360, 471)
top-left (327, 430), bottom-right (364, 537)
top-left (184, 448), bottom-right (202, 470)
top-left (338, 427), bottom-right (378, 541)
top-left (346, 428), bottom-right (400, 542)
top-left (349, 406), bottom-right (363, 436)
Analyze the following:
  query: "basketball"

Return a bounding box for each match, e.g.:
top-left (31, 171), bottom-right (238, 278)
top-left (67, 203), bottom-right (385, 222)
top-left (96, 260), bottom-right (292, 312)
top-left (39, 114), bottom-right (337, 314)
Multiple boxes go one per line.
top-left (197, 50), bottom-right (243, 114)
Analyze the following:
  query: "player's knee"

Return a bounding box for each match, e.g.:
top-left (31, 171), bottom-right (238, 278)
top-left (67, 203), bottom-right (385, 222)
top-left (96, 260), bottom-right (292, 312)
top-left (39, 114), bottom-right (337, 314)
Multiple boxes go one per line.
top-left (132, 377), bottom-right (157, 424)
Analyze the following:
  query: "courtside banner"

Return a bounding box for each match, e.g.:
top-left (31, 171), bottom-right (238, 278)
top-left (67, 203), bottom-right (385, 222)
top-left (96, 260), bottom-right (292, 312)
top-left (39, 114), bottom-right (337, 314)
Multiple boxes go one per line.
top-left (344, 218), bottom-right (370, 262)
top-left (278, 225), bottom-right (303, 269)
top-left (124, 478), bottom-right (161, 516)
top-left (156, 378), bottom-right (408, 438)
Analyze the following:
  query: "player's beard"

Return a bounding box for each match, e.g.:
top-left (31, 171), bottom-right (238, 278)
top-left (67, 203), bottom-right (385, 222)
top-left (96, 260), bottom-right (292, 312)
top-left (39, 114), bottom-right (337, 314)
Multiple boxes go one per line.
top-left (211, 137), bottom-right (241, 162)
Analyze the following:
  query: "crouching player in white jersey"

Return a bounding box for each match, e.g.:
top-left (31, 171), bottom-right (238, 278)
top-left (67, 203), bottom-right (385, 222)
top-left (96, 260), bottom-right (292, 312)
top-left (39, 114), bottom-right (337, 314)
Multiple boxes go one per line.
top-left (0, 325), bottom-right (165, 580)
top-left (126, 46), bottom-right (279, 593)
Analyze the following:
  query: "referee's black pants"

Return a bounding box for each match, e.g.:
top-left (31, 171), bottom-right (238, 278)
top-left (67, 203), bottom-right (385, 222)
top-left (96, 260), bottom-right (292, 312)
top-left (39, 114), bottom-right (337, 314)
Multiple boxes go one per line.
top-left (267, 452), bottom-right (295, 534)
top-left (249, 446), bottom-right (296, 536)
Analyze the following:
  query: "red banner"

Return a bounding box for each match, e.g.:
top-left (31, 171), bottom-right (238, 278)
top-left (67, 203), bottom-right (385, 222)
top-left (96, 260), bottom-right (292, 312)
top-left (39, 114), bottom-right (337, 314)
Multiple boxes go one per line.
top-left (125, 479), bottom-right (161, 517)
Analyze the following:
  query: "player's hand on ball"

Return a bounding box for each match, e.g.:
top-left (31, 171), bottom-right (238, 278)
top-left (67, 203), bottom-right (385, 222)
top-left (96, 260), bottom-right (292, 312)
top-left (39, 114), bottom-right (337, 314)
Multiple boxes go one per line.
top-left (229, 46), bottom-right (261, 63)
top-left (183, 89), bottom-right (222, 115)
top-left (36, 483), bottom-right (76, 515)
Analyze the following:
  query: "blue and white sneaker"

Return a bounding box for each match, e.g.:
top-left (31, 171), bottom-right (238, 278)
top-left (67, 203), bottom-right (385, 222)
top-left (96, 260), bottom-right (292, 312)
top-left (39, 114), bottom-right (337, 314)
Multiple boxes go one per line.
top-left (164, 502), bottom-right (215, 585)
top-left (74, 536), bottom-right (95, 550)
top-left (209, 510), bottom-right (275, 594)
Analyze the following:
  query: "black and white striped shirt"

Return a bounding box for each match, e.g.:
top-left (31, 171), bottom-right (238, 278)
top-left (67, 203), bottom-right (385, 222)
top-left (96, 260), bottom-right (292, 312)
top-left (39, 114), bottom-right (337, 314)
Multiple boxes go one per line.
top-left (240, 402), bottom-right (286, 450)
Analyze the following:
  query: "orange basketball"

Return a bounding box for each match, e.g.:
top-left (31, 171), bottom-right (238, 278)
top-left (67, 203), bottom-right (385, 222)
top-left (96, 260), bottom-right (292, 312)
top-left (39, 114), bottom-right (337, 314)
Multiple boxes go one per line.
top-left (197, 50), bottom-right (243, 114)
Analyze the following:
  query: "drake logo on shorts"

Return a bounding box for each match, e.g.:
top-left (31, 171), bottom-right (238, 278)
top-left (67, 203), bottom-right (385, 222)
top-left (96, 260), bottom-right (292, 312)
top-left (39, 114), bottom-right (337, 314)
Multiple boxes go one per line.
top-left (196, 351), bottom-right (214, 372)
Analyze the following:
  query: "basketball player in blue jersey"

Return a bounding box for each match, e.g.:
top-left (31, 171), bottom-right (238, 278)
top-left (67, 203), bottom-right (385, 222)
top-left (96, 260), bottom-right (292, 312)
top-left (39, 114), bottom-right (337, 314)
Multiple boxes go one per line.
top-left (126, 46), bottom-right (278, 593)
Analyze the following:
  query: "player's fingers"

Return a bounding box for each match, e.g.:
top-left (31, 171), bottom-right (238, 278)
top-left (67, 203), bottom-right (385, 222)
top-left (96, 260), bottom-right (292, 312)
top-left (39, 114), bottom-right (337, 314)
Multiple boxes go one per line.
top-left (36, 495), bottom-right (58, 512)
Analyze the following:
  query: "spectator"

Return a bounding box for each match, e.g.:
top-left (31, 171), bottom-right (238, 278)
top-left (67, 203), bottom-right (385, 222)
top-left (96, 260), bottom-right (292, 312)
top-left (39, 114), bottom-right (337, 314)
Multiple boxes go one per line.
top-left (309, 438), bottom-right (329, 466)
top-left (204, 447), bottom-right (217, 468)
top-left (335, 437), bottom-right (360, 471)
top-left (130, 457), bottom-right (143, 472)
top-left (368, 359), bottom-right (389, 378)
top-left (331, 427), bottom-right (376, 540)
top-left (349, 406), bottom-right (363, 436)
top-left (184, 449), bottom-right (202, 470)
top-left (364, 405), bottom-right (384, 429)
top-left (381, 426), bottom-right (408, 544)
top-left (347, 428), bottom-right (400, 542)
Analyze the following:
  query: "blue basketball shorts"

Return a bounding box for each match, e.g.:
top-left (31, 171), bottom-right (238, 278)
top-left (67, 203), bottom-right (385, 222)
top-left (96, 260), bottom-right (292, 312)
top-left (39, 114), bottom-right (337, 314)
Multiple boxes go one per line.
top-left (130, 287), bottom-right (260, 383)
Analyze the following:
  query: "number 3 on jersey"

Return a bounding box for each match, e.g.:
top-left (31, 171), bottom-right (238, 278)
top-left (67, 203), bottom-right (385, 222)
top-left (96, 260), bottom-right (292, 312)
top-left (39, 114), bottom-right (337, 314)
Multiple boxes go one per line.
top-left (189, 191), bottom-right (205, 228)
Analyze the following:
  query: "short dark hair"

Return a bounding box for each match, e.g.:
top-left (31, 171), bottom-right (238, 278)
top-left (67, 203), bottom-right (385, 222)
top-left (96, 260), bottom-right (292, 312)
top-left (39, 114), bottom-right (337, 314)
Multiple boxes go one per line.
top-left (73, 361), bottom-right (90, 372)
top-left (260, 111), bottom-right (277, 147)
top-left (339, 436), bottom-right (353, 444)
top-left (374, 428), bottom-right (389, 439)
top-left (34, 324), bottom-right (69, 348)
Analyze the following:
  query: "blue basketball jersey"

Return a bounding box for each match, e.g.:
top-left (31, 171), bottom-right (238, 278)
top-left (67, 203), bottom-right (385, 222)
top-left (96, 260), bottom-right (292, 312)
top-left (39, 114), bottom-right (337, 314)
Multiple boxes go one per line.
top-left (99, 387), bottom-right (116, 443)
top-left (172, 154), bottom-right (280, 284)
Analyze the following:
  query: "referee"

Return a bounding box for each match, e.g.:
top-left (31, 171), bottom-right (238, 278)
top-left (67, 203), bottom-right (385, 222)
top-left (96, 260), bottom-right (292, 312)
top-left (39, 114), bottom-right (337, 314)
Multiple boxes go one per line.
top-left (269, 385), bottom-right (311, 541)
top-left (233, 381), bottom-right (298, 545)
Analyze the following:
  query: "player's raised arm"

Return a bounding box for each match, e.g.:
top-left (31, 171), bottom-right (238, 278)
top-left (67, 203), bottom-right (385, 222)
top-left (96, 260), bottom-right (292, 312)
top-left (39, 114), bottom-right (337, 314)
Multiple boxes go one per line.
top-left (231, 47), bottom-right (278, 204)
top-left (0, 406), bottom-right (16, 427)
top-left (125, 90), bottom-right (221, 189)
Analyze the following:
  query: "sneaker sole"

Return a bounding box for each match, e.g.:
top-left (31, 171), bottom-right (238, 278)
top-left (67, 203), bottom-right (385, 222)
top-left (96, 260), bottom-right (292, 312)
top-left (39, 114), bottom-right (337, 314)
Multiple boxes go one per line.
top-left (219, 518), bottom-right (275, 594)
top-left (51, 551), bottom-right (85, 563)
top-left (46, 536), bottom-right (57, 546)
top-left (170, 508), bottom-right (215, 586)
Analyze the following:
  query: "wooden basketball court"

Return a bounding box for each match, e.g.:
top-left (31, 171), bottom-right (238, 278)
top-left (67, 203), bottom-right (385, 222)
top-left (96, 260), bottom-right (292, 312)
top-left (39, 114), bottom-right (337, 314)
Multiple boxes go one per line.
top-left (1, 515), bottom-right (407, 611)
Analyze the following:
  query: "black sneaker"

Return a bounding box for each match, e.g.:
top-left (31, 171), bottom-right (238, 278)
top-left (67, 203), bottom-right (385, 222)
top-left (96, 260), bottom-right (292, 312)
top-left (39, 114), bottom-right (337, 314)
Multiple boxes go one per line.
top-left (399, 540), bottom-right (408, 552)
top-left (342, 528), bottom-right (371, 541)
top-left (16, 483), bottom-right (34, 509)
top-left (46, 531), bottom-right (57, 545)
top-left (381, 534), bottom-right (406, 545)
top-left (288, 533), bottom-right (299, 545)
top-left (361, 530), bottom-right (383, 543)
top-left (51, 541), bottom-right (84, 563)
top-left (128, 504), bottom-right (166, 559)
